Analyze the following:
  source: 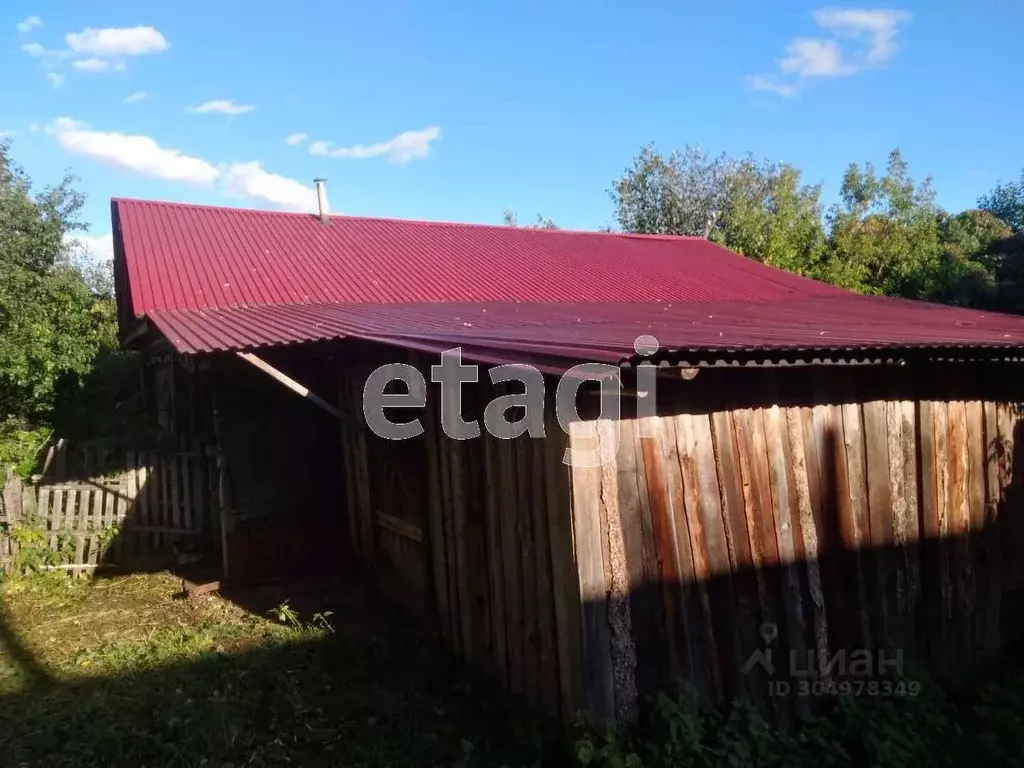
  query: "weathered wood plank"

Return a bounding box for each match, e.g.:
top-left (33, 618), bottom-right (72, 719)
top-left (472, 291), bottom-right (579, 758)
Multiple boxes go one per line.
top-left (545, 411), bottom-right (584, 720)
top-left (497, 418), bottom-right (524, 694)
top-left (515, 434), bottom-right (541, 704)
top-left (529, 429), bottom-right (560, 716)
top-left (762, 401), bottom-right (809, 717)
top-left (709, 409), bottom-right (765, 711)
top-left (965, 399), bottom-right (985, 655)
top-left (598, 418), bottom-right (638, 722)
top-left (981, 400), bottom-right (1001, 656)
top-left (785, 407), bottom-right (831, 686)
top-left (617, 418), bottom-right (660, 706)
top-left (568, 420), bottom-right (615, 723)
top-left (862, 397), bottom-right (893, 642)
top-left (481, 428), bottom-right (508, 686)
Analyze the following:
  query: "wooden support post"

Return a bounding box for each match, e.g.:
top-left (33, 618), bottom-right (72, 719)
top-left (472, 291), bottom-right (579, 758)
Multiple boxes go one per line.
top-left (235, 352), bottom-right (341, 419)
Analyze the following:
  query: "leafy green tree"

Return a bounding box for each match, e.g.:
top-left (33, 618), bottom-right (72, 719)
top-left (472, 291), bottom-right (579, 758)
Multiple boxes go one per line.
top-left (712, 156), bottom-right (826, 274)
top-left (979, 171), bottom-right (1024, 233)
top-left (610, 145), bottom-right (825, 274)
top-left (0, 141), bottom-right (114, 425)
top-left (819, 149), bottom-right (942, 297)
top-left (610, 145), bottom-right (731, 237)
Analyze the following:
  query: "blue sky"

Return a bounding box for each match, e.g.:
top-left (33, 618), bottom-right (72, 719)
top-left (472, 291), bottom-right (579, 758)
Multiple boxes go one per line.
top-left (1, 1), bottom-right (1022, 261)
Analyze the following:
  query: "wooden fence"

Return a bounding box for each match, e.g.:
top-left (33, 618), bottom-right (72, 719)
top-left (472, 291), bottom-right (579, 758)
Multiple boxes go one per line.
top-left (1, 439), bottom-right (217, 573)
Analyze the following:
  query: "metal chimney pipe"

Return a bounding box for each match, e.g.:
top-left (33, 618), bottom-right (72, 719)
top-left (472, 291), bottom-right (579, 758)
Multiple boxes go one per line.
top-left (314, 177), bottom-right (329, 223)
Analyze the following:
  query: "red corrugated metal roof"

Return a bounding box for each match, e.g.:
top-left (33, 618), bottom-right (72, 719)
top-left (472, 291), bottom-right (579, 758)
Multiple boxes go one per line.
top-left (112, 198), bottom-right (845, 315)
top-left (147, 297), bottom-right (1024, 367)
top-left (113, 198), bottom-right (1024, 365)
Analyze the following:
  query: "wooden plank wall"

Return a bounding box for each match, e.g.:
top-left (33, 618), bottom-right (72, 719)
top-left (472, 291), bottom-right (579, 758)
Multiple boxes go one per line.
top-left (567, 365), bottom-right (1024, 722)
top-left (337, 359), bottom-right (585, 720)
top-left (0, 439), bottom-right (216, 573)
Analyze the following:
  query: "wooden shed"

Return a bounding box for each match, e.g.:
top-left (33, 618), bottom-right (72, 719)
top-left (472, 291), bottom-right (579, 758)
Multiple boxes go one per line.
top-left (114, 196), bottom-right (1024, 723)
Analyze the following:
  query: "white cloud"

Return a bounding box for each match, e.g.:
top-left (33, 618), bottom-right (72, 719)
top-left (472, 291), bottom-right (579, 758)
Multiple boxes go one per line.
top-left (779, 38), bottom-right (852, 78)
top-left (48, 117), bottom-right (318, 213)
top-left (188, 100), bottom-right (256, 116)
top-left (48, 118), bottom-right (220, 186)
top-left (221, 162), bottom-right (317, 212)
top-left (284, 132), bottom-right (308, 146)
top-left (747, 75), bottom-right (798, 98)
top-left (67, 233), bottom-right (114, 263)
top-left (748, 7), bottom-right (911, 97)
top-left (814, 8), bottom-right (912, 63)
top-left (21, 42), bottom-right (70, 60)
top-left (308, 126), bottom-right (441, 163)
top-left (47, 72), bottom-right (65, 88)
top-left (16, 16), bottom-right (43, 34)
top-left (73, 57), bottom-right (126, 73)
top-left (124, 91), bottom-right (150, 104)
top-left (65, 26), bottom-right (168, 57)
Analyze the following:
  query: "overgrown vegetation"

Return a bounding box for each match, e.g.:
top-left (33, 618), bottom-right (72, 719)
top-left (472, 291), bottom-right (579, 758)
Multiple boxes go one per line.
top-left (3, 572), bottom-right (1024, 767)
top-left (0, 140), bottom-right (127, 482)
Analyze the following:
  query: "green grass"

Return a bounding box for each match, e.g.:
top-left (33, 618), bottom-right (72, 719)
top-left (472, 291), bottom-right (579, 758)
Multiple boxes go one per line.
top-left (0, 571), bottom-right (561, 767)
top-left (6, 572), bottom-right (1024, 767)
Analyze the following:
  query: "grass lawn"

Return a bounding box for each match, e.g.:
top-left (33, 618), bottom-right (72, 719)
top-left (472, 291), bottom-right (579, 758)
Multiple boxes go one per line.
top-left (0, 571), bottom-right (561, 767)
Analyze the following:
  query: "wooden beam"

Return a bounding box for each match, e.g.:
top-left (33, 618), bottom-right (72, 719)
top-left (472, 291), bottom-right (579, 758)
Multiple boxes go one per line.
top-left (235, 351), bottom-right (341, 419)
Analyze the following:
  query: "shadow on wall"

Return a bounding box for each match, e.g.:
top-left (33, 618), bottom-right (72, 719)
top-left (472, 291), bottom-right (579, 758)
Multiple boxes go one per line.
top-left (575, 363), bottom-right (1024, 726)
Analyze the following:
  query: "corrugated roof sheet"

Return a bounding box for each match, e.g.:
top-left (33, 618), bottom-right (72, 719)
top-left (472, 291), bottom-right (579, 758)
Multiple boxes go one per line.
top-left (113, 198), bottom-right (1024, 365)
top-left (147, 297), bottom-right (1024, 368)
top-left (113, 198), bottom-right (844, 315)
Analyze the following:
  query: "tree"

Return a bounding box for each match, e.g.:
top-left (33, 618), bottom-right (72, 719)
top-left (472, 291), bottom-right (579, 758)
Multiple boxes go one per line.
top-left (610, 145), bottom-right (825, 274)
top-left (0, 141), bottom-right (114, 423)
top-left (610, 145), bottom-right (730, 237)
top-left (819, 149), bottom-right (942, 297)
top-left (712, 156), bottom-right (825, 274)
top-left (979, 171), bottom-right (1024, 233)
top-left (502, 209), bottom-right (558, 229)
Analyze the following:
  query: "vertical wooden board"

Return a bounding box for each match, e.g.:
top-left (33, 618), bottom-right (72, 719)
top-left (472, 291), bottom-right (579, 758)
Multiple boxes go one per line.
top-left (732, 406), bottom-right (789, 723)
top-left (181, 444), bottom-right (194, 533)
top-left (49, 487), bottom-right (64, 552)
top-left (920, 400), bottom-right (949, 669)
top-left (90, 483), bottom-right (105, 566)
top-left (900, 398), bottom-right (922, 652)
top-left (947, 398), bottom-right (972, 658)
top-left (938, 400), bottom-right (960, 665)
top-left (762, 403), bottom-right (809, 716)
top-left (568, 421), bottom-right (615, 724)
top-left (529, 430), bottom-right (560, 716)
top-left (598, 418), bottom-right (638, 722)
top-left (675, 413), bottom-right (724, 704)
top-left (497, 425), bottom-right (524, 694)
top-left (514, 435), bottom-right (541, 704)
top-left (886, 397), bottom-right (911, 644)
top-left (981, 400), bottom-right (1001, 656)
top-left (422, 386), bottom-right (451, 642)
top-left (481, 428), bottom-right (508, 687)
top-left (655, 415), bottom-right (703, 694)
top-left (840, 399), bottom-right (874, 652)
top-left (862, 399), bottom-right (894, 640)
top-left (709, 409), bottom-right (764, 710)
top-left (338, 378), bottom-right (362, 559)
top-left (449, 434), bottom-right (476, 667)
top-left (544, 413), bottom-right (584, 720)
top-left (616, 418), bottom-right (661, 703)
top-left (690, 412), bottom-right (746, 704)
top-left (965, 400), bottom-right (985, 655)
top-left (785, 408), bottom-right (831, 685)
top-left (465, 417), bottom-right (493, 679)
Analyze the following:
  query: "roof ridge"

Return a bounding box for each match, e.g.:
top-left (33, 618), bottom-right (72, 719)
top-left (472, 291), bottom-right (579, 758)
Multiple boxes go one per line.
top-left (111, 197), bottom-right (706, 242)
